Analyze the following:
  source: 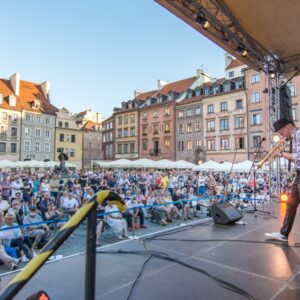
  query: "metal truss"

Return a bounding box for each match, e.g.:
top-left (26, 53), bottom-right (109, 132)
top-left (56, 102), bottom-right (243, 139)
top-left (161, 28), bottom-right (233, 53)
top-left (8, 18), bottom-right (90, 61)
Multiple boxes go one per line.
top-left (157, 0), bottom-right (279, 72)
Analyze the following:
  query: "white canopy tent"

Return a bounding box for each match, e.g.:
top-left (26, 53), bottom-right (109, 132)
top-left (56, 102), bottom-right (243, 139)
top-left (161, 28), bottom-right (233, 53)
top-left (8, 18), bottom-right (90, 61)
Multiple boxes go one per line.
top-left (232, 160), bottom-right (254, 173)
top-left (0, 160), bottom-right (16, 169)
top-left (193, 160), bottom-right (222, 172)
top-left (173, 160), bottom-right (196, 169)
top-left (130, 158), bottom-right (158, 169)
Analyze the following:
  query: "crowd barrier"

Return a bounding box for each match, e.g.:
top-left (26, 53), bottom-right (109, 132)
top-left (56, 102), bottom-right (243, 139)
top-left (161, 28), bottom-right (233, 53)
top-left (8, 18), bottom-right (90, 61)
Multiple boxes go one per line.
top-left (0, 194), bottom-right (265, 232)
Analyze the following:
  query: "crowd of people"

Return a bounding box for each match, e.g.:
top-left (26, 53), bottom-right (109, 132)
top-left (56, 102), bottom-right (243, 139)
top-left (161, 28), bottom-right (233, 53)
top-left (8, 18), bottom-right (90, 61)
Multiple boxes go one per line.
top-left (0, 168), bottom-right (290, 271)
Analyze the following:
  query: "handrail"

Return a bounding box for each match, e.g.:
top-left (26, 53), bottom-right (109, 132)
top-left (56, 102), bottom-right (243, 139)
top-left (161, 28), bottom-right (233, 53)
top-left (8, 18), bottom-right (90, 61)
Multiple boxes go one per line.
top-left (0, 190), bottom-right (123, 300)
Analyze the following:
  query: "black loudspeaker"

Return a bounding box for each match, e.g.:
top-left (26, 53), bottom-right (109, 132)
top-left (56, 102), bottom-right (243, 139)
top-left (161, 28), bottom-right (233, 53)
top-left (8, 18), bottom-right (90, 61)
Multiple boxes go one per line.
top-left (211, 203), bottom-right (243, 225)
top-left (279, 85), bottom-right (293, 124)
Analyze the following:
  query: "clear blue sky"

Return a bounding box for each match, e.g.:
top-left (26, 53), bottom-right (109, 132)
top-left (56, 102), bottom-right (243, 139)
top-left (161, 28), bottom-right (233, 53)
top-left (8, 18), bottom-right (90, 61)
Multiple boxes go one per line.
top-left (1, 0), bottom-right (225, 118)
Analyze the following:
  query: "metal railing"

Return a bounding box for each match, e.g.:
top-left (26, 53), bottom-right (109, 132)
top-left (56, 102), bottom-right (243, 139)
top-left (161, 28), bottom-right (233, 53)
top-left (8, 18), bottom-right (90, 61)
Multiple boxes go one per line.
top-left (0, 190), bottom-right (122, 300)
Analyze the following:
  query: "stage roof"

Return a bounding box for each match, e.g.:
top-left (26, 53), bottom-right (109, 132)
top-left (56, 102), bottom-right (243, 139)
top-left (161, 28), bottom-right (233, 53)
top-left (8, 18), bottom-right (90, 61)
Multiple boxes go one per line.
top-left (155, 0), bottom-right (300, 75)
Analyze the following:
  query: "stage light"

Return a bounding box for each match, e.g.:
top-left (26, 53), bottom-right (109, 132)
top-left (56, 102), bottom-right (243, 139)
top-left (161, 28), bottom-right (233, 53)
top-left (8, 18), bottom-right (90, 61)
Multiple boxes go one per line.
top-left (195, 15), bottom-right (210, 30)
top-left (270, 73), bottom-right (276, 79)
top-left (236, 45), bottom-right (248, 57)
top-left (280, 193), bottom-right (289, 202)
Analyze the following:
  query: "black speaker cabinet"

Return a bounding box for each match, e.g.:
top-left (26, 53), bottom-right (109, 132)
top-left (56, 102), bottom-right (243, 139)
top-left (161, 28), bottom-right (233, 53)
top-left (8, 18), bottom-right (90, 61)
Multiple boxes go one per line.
top-left (211, 203), bottom-right (243, 225)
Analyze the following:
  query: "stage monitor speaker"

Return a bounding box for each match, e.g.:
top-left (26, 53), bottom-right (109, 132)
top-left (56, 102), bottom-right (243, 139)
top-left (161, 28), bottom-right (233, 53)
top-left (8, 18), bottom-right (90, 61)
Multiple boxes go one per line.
top-left (211, 203), bottom-right (243, 225)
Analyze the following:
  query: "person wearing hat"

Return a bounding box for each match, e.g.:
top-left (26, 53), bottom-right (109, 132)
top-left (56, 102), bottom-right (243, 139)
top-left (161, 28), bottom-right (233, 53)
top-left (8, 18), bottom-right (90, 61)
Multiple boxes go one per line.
top-left (265, 118), bottom-right (299, 241)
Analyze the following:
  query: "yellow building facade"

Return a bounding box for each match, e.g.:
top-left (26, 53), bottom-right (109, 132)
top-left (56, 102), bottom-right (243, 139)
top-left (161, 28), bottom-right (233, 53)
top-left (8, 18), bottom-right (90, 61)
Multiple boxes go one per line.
top-left (55, 108), bottom-right (83, 169)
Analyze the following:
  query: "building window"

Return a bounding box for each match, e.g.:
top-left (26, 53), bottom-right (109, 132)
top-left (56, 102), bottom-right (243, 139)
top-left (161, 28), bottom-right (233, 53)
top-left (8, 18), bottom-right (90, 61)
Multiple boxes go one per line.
top-left (187, 90), bottom-right (194, 98)
top-left (153, 111), bottom-right (158, 118)
top-left (24, 141), bottom-right (31, 151)
top-left (236, 99), bottom-right (243, 109)
top-left (117, 144), bottom-right (122, 154)
top-left (251, 92), bottom-right (260, 103)
top-left (235, 117), bottom-right (244, 129)
top-left (178, 141), bottom-right (184, 151)
top-left (220, 119), bottom-right (229, 130)
top-left (130, 127), bottom-right (135, 136)
top-left (12, 113), bottom-right (18, 121)
top-left (59, 134), bottom-right (64, 142)
top-left (186, 123), bottom-right (192, 133)
top-left (220, 138), bottom-right (230, 150)
top-left (178, 124), bottom-right (184, 134)
top-left (25, 113), bottom-right (30, 122)
top-left (207, 104), bottom-right (214, 113)
top-left (124, 144), bottom-right (128, 153)
top-left (228, 71), bottom-right (234, 78)
top-left (44, 143), bottom-right (50, 152)
top-left (118, 129), bottom-right (122, 138)
top-left (130, 143), bottom-right (135, 153)
top-left (36, 116), bottom-right (41, 123)
top-left (70, 149), bottom-right (75, 157)
top-left (224, 84), bottom-right (231, 92)
top-left (253, 136), bottom-right (261, 147)
top-left (235, 79), bottom-right (243, 89)
top-left (207, 140), bottom-right (215, 151)
top-left (142, 141), bottom-right (148, 151)
top-left (203, 87), bottom-right (210, 95)
top-left (196, 140), bottom-right (201, 147)
top-left (35, 142), bottom-right (41, 152)
top-left (45, 130), bottom-right (50, 138)
top-left (58, 121), bottom-right (62, 127)
top-left (123, 128), bottom-right (128, 137)
top-left (165, 138), bottom-right (171, 149)
top-left (178, 111), bottom-right (184, 118)
top-left (142, 126), bottom-right (147, 136)
top-left (35, 128), bottom-right (41, 137)
top-left (11, 143), bottom-right (17, 153)
top-left (130, 114), bottom-right (135, 123)
top-left (118, 116), bottom-right (122, 125)
top-left (2, 112), bottom-right (7, 120)
top-left (292, 106), bottom-right (297, 121)
top-left (288, 84), bottom-right (296, 97)
top-left (124, 115), bottom-right (128, 124)
top-left (220, 102), bottom-right (228, 111)
top-left (195, 107), bottom-right (201, 115)
top-left (46, 117), bottom-right (50, 124)
top-left (71, 135), bottom-right (76, 143)
top-left (65, 122), bottom-right (69, 128)
top-left (11, 127), bottom-right (17, 137)
top-left (164, 107), bottom-right (170, 116)
top-left (142, 112), bottom-right (147, 120)
top-left (207, 120), bottom-right (215, 131)
top-left (195, 89), bottom-right (201, 97)
top-left (0, 126), bottom-right (6, 136)
top-left (251, 113), bottom-right (262, 125)
top-left (89, 142), bottom-right (92, 149)
top-left (235, 137), bottom-right (245, 149)
top-left (187, 141), bottom-right (193, 150)
top-left (153, 125), bottom-right (159, 134)
top-left (195, 122), bottom-right (201, 132)
top-left (186, 109), bottom-right (192, 117)
top-left (251, 73), bottom-right (260, 84)
top-left (165, 123), bottom-right (170, 133)
top-left (0, 142), bottom-right (6, 152)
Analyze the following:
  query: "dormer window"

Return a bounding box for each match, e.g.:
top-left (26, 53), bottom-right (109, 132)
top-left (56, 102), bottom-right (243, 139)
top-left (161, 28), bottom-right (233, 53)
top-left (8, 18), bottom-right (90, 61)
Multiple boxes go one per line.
top-left (158, 95), bottom-right (164, 103)
top-left (146, 98), bottom-right (151, 106)
top-left (0, 93), bottom-right (3, 104)
top-left (204, 87), bottom-right (210, 95)
top-left (32, 99), bottom-right (41, 109)
top-left (128, 101), bottom-right (132, 109)
top-left (224, 83), bottom-right (231, 92)
top-left (213, 86), bottom-right (219, 94)
top-left (9, 95), bottom-right (16, 106)
top-left (187, 89), bottom-right (194, 98)
top-left (195, 88), bottom-right (201, 97)
top-left (235, 79), bottom-right (243, 89)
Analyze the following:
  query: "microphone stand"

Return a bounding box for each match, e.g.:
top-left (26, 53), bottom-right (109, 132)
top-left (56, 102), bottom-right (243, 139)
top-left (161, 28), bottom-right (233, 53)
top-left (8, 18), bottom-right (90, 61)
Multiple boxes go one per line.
top-left (245, 139), bottom-right (271, 215)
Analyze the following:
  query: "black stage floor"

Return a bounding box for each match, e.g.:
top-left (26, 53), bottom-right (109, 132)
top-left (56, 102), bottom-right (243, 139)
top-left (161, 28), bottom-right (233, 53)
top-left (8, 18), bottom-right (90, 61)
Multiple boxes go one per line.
top-left (1, 203), bottom-right (300, 300)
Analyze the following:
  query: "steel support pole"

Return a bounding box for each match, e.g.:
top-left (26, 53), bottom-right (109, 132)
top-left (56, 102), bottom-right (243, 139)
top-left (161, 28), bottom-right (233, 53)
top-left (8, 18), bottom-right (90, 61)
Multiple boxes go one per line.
top-left (85, 205), bottom-right (97, 300)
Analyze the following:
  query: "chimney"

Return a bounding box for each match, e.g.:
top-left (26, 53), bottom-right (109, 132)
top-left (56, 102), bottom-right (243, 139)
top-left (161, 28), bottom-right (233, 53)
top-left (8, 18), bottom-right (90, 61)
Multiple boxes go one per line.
top-left (225, 53), bottom-right (233, 69)
top-left (41, 81), bottom-right (50, 101)
top-left (134, 89), bottom-right (143, 98)
top-left (157, 79), bottom-right (168, 91)
top-left (196, 69), bottom-right (212, 83)
top-left (10, 73), bottom-right (20, 96)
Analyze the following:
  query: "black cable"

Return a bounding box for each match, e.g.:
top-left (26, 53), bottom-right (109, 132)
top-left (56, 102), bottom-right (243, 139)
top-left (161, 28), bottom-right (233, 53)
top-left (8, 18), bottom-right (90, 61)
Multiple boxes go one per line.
top-left (126, 255), bottom-right (153, 300)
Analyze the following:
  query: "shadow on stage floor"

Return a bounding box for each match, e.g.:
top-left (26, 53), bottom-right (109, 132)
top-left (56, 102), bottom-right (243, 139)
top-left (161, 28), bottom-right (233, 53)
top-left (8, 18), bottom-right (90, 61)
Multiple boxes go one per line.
top-left (1, 203), bottom-right (300, 300)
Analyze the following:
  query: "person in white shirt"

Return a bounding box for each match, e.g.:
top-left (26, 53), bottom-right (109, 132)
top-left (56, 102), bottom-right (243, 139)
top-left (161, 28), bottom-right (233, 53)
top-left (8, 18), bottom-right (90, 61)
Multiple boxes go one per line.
top-left (105, 200), bottom-right (128, 239)
top-left (11, 176), bottom-right (24, 199)
top-left (0, 195), bottom-right (10, 214)
top-left (125, 196), bottom-right (146, 230)
top-left (61, 193), bottom-right (79, 215)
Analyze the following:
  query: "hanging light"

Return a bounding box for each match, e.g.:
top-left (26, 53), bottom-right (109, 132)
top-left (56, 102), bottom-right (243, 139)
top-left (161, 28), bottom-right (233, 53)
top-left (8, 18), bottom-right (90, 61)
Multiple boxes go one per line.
top-left (280, 193), bottom-right (289, 202)
top-left (236, 45), bottom-right (248, 57)
top-left (195, 15), bottom-right (210, 30)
